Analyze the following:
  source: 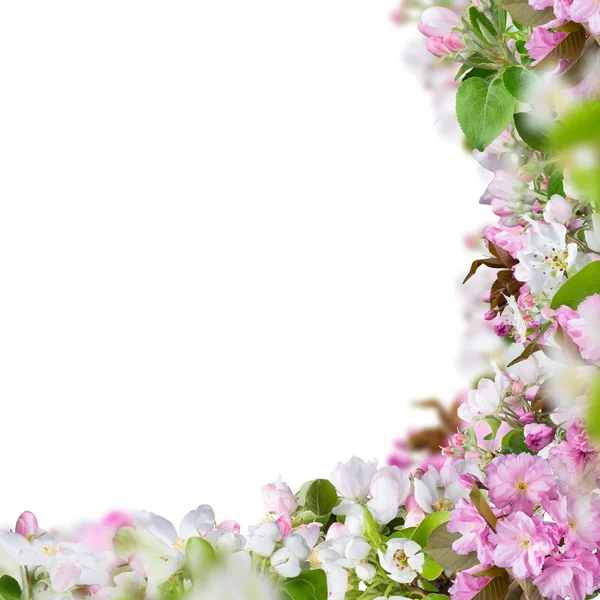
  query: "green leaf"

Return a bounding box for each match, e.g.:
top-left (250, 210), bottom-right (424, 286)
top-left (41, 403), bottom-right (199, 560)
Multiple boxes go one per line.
top-left (292, 510), bottom-right (323, 527)
top-left (514, 112), bottom-right (550, 152)
top-left (296, 480), bottom-right (314, 507)
top-left (499, 0), bottom-right (554, 26)
top-left (517, 578), bottom-right (546, 600)
top-left (421, 554), bottom-right (444, 581)
top-left (388, 526), bottom-right (417, 540)
top-left (411, 511), bottom-right (451, 548)
top-left (456, 77), bottom-right (514, 152)
top-left (483, 416), bottom-right (502, 442)
top-left (464, 427), bottom-right (477, 445)
top-left (0, 576), bottom-right (21, 600)
top-left (552, 100), bottom-right (600, 149)
top-left (499, 430), bottom-right (532, 454)
top-left (469, 7), bottom-right (498, 43)
top-left (425, 523), bottom-right (479, 571)
top-left (304, 479), bottom-right (338, 517)
top-left (427, 596), bottom-right (450, 600)
top-left (362, 505), bottom-right (383, 546)
top-left (503, 67), bottom-right (537, 102)
top-left (547, 170), bottom-right (564, 199)
top-left (550, 262), bottom-right (600, 310)
top-left (281, 570), bottom-right (328, 600)
top-left (587, 371), bottom-right (600, 443)
top-left (183, 537), bottom-right (216, 583)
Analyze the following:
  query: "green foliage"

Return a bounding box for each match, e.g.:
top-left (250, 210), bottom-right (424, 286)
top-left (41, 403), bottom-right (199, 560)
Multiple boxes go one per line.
top-left (421, 555), bottom-right (444, 581)
top-left (514, 113), bottom-right (550, 152)
top-left (0, 576), bottom-right (21, 600)
top-left (546, 169), bottom-right (564, 199)
top-left (587, 371), bottom-right (600, 443)
top-left (502, 67), bottom-right (537, 102)
top-left (411, 511), bottom-right (451, 547)
top-left (281, 570), bottom-right (328, 600)
top-left (469, 7), bottom-right (498, 44)
top-left (456, 77), bottom-right (514, 152)
top-left (183, 537), bottom-right (216, 583)
top-left (499, 430), bottom-right (532, 454)
top-left (550, 262), bottom-right (600, 310)
top-left (303, 479), bottom-right (338, 517)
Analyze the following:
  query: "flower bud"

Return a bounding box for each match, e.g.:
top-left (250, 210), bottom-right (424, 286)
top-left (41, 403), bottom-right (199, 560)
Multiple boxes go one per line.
top-left (512, 381), bottom-right (525, 395)
top-left (452, 433), bottom-right (468, 447)
top-left (519, 411), bottom-right (536, 424)
top-left (524, 423), bottom-right (554, 451)
top-left (418, 6), bottom-right (461, 37)
top-left (15, 511), bottom-right (38, 538)
top-left (426, 37), bottom-right (450, 58)
top-left (356, 562), bottom-right (377, 581)
top-left (442, 32), bottom-right (465, 51)
top-left (441, 446), bottom-right (455, 458)
top-left (484, 309), bottom-right (497, 321)
top-left (276, 515), bottom-right (292, 537)
top-left (465, 450), bottom-right (482, 464)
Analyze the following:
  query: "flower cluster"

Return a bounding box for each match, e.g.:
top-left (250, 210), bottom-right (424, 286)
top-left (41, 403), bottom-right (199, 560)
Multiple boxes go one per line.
top-left (1, 0), bottom-right (599, 599)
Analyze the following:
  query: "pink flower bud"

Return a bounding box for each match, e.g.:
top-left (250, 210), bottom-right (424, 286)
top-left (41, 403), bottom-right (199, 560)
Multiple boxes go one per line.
top-left (442, 32), bottom-right (465, 51)
top-left (524, 423), bottom-right (554, 451)
top-left (218, 520), bottom-right (241, 534)
top-left (482, 291), bottom-right (491, 303)
top-left (262, 479), bottom-right (297, 516)
top-left (519, 411), bottom-right (536, 424)
top-left (452, 433), bottom-right (468, 447)
top-left (426, 36), bottom-right (450, 58)
top-left (413, 468), bottom-right (426, 480)
top-left (494, 318), bottom-right (513, 337)
top-left (512, 381), bottom-right (525, 395)
top-left (276, 515), bottom-right (292, 537)
top-left (441, 446), bottom-right (455, 458)
top-left (405, 493), bottom-right (419, 512)
top-left (16, 511), bottom-right (38, 538)
top-left (484, 309), bottom-right (497, 321)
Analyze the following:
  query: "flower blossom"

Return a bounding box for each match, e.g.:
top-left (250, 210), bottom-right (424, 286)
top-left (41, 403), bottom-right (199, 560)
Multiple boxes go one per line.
top-left (534, 551), bottom-right (600, 600)
top-left (377, 538), bottom-right (424, 584)
top-left (489, 512), bottom-right (555, 579)
top-left (556, 294), bottom-right (600, 366)
top-left (485, 454), bottom-right (557, 514)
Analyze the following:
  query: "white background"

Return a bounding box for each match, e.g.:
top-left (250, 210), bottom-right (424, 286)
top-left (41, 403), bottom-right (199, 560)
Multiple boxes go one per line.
top-left (0, 1), bottom-right (487, 529)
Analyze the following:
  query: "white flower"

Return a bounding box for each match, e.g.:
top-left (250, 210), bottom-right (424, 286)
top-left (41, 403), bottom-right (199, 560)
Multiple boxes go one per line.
top-left (414, 460), bottom-right (481, 514)
top-left (331, 457), bottom-right (377, 501)
top-left (355, 562), bottom-right (376, 581)
top-left (94, 572), bottom-right (146, 600)
top-left (132, 506), bottom-right (215, 591)
top-left (543, 194), bottom-right (573, 225)
top-left (248, 521), bottom-right (282, 558)
top-left (366, 466), bottom-right (411, 524)
top-left (515, 221), bottom-right (578, 295)
top-left (457, 366), bottom-right (507, 423)
top-left (377, 538), bottom-right (424, 584)
top-left (269, 535), bottom-right (310, 578)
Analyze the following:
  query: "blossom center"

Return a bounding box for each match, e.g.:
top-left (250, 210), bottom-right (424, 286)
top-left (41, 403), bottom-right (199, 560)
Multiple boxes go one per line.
top-left (515, 480), bottom-right (528, 493)
top-left (393, 550), bottom-right (409, 569)
top-left (518, 537), bottom-right (531, 549)
top-left (173, 537), bottom-right (186, 552)
top-left (433, 498), bottom-right (454, 512)
top-left (542, 248), bottom-right (569, 277)
top-left (43, 543), bottom-right (58, 556)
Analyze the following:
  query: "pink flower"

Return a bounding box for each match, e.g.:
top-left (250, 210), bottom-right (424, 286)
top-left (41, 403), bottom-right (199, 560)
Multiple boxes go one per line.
top-left (448, 567), bottom-right (491, 600)
top-left (447, 499), bottom-right (493, 566)
top-left (276, 515), bottom-right (293, 537)
top-left (418, 7), bottom-right (461, 38)
top-left (484, 224), bottom-right (525, 257)
top-left (555, 294), bottom-right (600, 366)
top-left (525, 23), bottom-right (568, 63)
top-left (489, 512), bottom-right (555, 579)
top-left (443, 32), bottom-right (465, 51)
top-left (262, 478), bottom-right (297, 516)
top-left (570, 0), bottom-right (600, 33)
top-left (72, 511), bottom-right (133, 552)
top-left (549, 440), bottom-right (599, 494)
top-left (15, 511), bottom-right (38, 539)
top-left (567, 412), bottom-right (595, 453)
top-left (486, 454), bottom-right (557, 514)
top-left (546, 493), bottom-right (600, 552)
top-left (524, 423), bottom-right (554, 451)
top-left (534, 551), bottom-right (600, 600)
